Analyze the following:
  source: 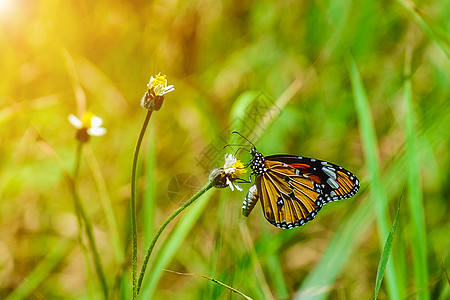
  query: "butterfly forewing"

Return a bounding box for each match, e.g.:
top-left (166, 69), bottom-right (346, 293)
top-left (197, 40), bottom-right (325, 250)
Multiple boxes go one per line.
top-left (266, 155), bottom-right (360, 202)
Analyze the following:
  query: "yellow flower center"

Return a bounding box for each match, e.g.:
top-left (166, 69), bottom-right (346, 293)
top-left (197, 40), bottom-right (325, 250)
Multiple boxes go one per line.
top-left (230, 160), bottom-right (247, 178)
top-left (81, 111), bottom-right (94, 128)
top-left (152, 74), bottom-right (167, 88)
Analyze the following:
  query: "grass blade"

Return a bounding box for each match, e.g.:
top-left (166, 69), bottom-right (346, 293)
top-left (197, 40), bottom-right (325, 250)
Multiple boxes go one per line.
top-left (164, 269), bottom-right (254, 300)
top-left (348, 56), bottom-right (403, 300)
top-left (84, 146), bottom-right (125, 264)
top-left (374, 200), bottom-right (401, 299)
top-left (442, 258), bottom-right (450, 288)
top-left (396, 0), bottom-right (450, 60)
top-left (295, 122), bottom-right (437, 299)
top-left (240, 225), bottom-right (276, 300)
top-left (295, 188), bottom-right (373, 300)
top-left (140, 188), bottom-right (215, 298)
top-left (403, 47), bottom-right (429, 300)
top-left (437, 258), bottom-right (450, 300)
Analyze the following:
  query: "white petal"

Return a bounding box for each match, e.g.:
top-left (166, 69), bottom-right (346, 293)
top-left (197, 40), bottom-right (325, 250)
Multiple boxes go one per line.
top-left (226, 178), bottom-right (234, 191)
top-left (234, 184), bottom-right (243, 192)
top-left (68, 114), bottom-right (82, 128)
top-left (91, 116), bottom-right (103, 127)
top-left (224, 167), bottom-right (235, 174)
top-left (163, 85), bottom-right (175, 94)
top-left (147, 76), bottom-right (155, 87)
top-left (224, 154), bottom-right (237, 168)
top-left (87, 127), bottom-right (106, 136)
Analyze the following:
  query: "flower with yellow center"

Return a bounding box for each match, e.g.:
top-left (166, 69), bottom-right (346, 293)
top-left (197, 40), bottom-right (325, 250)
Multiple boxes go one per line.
top-left (210, 154), bottom-right (247, 191)
top-left (68, 111), bottom-right (106, 143)
top-left (141, 73), bottom-right (175, 110)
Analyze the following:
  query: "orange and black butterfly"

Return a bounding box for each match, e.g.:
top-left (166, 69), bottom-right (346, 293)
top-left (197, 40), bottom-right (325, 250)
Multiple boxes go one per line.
top-left (238, 134), bottom-right (360, 229)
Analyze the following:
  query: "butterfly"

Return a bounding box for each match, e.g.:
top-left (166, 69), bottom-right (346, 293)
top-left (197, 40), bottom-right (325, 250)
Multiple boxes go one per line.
top-left (236, 133), bottom-right (360, 229)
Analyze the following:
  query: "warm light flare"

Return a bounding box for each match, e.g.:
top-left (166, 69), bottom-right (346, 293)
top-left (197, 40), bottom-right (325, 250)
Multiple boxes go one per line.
top-left (0, 0), bottom-right (14, 13)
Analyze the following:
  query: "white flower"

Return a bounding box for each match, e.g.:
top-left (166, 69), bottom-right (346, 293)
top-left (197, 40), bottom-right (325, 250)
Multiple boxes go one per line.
top-left (223, 153), bottom-right (238, 173)
top-left (147, 73), bottom-right (175, 96)
top-left (68, 112), bottom-right (106, 142)
top-left (210, 154), bottom-right (247, 191)
top-left (141, 73), bottom-right (175, 110)
top-left (225, 177), bottom-right (243, 191)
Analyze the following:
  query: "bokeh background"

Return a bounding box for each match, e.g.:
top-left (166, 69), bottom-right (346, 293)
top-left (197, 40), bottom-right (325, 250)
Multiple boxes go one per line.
top-left (1, 0), bottom-right (449, 299)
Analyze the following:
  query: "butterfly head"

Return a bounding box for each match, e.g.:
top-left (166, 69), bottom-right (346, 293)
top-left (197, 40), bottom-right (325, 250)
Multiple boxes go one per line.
top-left (250, 148), bottom-right (266, 176)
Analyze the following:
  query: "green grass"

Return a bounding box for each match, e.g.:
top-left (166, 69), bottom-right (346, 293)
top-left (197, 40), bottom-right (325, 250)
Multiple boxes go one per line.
top-left (5, 239), bottom-right (75, 300)
top-left (403, 47), bottom-right (429, 300)
top-left (374, 200), bottom-right (401, 300)
top-left (349, 57), bottom-right (404, 300)
top-left (1, 0), bottom-right (449, 299)
top-left (141, 188), bottom-right (216, 298)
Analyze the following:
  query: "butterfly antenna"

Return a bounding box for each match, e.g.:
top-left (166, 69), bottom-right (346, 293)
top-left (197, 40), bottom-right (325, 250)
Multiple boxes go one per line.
top-left (222, 143), bottom-right (251, 150)
top-left (234, 147), bottom-right (251, 157)
top-left (232, 131), bottom-right (256, 148)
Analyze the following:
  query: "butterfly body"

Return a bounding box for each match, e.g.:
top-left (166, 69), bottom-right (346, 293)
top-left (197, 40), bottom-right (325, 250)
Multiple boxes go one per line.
top-left (243, 148), bottom-right (360, 229)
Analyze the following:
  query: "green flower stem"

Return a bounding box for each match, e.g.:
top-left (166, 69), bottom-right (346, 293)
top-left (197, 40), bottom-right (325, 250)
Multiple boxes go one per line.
top-left (73, 143), bottom-right (94, 298)
top-left (84, 147), bottom-right (124, 263)
top-left (73, 142), bottom-right (108, 300)
top-left (72, 143), bottom-right (86, 241)
top-left (34, 132), bottom-right (107, 299)
top-left (136, 181), bottom-right (214, 295)
top-left (73, 142), bottom-right (83, 180)
top-left (131, 110), bottom-right (153, 299)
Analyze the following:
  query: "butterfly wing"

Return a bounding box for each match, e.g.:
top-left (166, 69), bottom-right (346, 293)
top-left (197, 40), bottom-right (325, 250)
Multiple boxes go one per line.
top-left (257, 156), bottom-right (359, 229)
top-left (255, 160), bottom-right (323, 229)
top-left (266, 155), bottom-right (360, 201)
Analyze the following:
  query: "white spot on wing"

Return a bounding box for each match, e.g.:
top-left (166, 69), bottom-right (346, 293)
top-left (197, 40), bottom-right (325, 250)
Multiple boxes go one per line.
top-left (327, 177), bottom-right (340, 189)
top-left (322, 166), bottom-right (337, 180)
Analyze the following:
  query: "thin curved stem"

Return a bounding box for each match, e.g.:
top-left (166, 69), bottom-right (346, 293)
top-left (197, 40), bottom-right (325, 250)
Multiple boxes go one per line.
top-left (73, 142), bottom-right (108, 299)
top-left (136, 181), bottom-right (214, 295)
top-left (72, 143), bottom-right (94, 297)
top-left (72, 142), bottom-right (85, 235)
top-left (73, 142), bottom-right (83, 181)
top-left (34, 132), bottom-right (107, 298)
top-left (131, 110), bottom-right (152, 299)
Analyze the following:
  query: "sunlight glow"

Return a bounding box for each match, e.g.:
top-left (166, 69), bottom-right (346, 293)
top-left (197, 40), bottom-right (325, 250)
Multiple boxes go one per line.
top-left (0, 0), bottom-right (14, 11)
top-left (0, 0), bottom-right (19, 21)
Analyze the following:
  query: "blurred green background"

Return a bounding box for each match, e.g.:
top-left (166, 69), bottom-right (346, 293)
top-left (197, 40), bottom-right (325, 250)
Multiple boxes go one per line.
top-left (1, 0), bottom-right (449, 299)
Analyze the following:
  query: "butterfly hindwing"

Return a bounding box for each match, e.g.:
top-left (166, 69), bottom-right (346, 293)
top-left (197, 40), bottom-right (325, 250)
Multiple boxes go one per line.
top-left (257, 160), bottom-right (325, 229)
